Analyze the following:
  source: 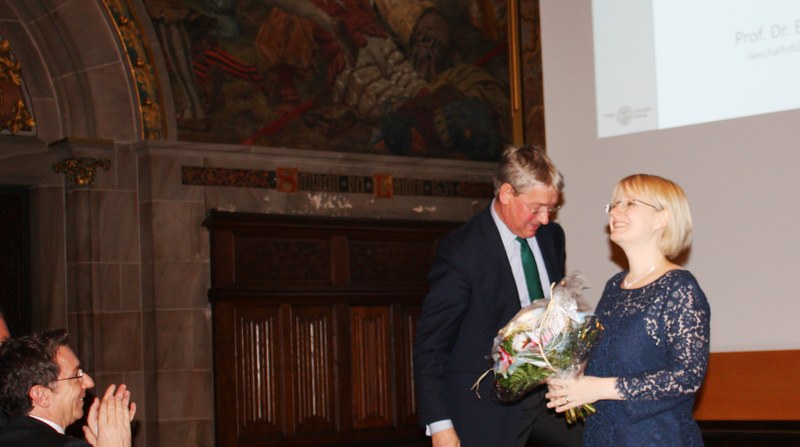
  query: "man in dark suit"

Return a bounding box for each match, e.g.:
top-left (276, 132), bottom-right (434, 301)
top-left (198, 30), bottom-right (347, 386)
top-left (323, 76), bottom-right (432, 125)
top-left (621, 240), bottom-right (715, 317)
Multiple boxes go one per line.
top-left (413, 146), bottom-right (583, 447)
top-left (0, 329), bottom-right (134, 447)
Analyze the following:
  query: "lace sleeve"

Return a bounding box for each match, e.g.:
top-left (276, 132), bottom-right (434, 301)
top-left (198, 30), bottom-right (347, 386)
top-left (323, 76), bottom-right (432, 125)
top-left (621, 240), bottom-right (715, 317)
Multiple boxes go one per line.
top-left (617, 275), bottom-right (711, 401)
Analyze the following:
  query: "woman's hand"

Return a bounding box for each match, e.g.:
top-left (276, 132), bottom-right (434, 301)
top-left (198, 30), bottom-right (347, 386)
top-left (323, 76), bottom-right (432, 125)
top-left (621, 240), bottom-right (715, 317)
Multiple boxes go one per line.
top-left (545, 375), bottom-right (621, 413)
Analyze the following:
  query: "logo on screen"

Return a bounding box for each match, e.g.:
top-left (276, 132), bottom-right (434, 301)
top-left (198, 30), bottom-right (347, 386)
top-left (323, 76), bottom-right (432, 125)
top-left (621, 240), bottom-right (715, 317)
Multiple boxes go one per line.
top-left (616, 106), bottom-right (633, 126)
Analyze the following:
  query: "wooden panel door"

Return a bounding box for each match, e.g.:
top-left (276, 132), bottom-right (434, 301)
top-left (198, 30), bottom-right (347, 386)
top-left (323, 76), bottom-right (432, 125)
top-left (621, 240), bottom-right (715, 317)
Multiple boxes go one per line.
top-left (205, 212), bottom-right (458, 446)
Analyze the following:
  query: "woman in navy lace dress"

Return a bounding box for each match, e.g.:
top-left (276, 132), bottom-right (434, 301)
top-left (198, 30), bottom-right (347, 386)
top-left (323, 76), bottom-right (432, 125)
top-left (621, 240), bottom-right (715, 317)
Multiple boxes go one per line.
top-left (546, 174), bottom-right (710, 446)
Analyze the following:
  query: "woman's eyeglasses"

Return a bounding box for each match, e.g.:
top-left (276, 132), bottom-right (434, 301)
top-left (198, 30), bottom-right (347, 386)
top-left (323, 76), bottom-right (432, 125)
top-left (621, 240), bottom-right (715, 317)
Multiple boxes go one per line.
top-left (604, 199), bottom-right (658, 214)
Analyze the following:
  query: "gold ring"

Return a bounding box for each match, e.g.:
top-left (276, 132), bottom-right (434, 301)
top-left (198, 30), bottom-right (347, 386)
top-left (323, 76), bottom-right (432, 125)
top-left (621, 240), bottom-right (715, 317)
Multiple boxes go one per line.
top-left (564, 396), bottom-right (570, 403)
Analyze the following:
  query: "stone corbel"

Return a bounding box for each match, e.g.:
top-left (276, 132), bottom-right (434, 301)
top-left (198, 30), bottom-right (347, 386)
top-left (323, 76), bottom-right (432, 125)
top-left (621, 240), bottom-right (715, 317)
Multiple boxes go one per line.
top-left (49, 137), bottom-right (114, 188)
top-left (52, 157), bottom-right (111, 187)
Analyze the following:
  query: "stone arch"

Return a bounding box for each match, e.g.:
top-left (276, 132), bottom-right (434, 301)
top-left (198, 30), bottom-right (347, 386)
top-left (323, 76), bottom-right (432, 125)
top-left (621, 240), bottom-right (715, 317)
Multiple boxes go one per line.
top-left (0, 0), bottom-right (147, 145)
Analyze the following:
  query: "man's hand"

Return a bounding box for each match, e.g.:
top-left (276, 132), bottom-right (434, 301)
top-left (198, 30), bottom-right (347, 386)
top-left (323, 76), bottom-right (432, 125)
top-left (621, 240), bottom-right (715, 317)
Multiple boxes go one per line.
top-left (83, 384), bottom-right (136, 447)
top-left (432, 427), bottom-right (460, 447)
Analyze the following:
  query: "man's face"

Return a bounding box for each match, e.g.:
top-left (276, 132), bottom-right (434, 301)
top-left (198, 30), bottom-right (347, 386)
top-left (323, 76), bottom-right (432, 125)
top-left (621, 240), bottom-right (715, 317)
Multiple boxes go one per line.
top-left (496, 183), bottom-right (560, 239)
top-left (49, 346), bottom-right (94, 428)
top-left (408, 10), bottom-right (452, 81)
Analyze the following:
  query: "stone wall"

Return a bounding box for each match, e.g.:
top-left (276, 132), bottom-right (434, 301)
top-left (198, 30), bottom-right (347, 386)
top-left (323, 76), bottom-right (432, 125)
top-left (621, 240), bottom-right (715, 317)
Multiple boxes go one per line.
top-left (133, 142), bottom-right (492, 445)
top-left (14, 139), bottom-right (492, 446)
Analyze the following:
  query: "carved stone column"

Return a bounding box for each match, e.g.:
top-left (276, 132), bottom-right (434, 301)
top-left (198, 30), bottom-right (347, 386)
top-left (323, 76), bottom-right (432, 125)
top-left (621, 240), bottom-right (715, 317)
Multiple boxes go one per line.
top-left (51, 137), bottom-right (113, 370)
top-left (50, 137), bottom-right (145, 423)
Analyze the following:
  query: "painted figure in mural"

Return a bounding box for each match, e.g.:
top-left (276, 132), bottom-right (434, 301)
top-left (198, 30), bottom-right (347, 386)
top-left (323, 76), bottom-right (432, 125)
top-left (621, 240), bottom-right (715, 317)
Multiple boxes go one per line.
top-left (145, 0), bottom-right (515, 160)
top-left (255, 0), bottom-right (427, 131)
top-left (146, 0), bottom-right (266, 125)
top-left (145, 0), bottom-right (210, 121)
top-left (375, 4), bottom-right (509, 160)
top-left (256, 0), bottom-right (375, 96)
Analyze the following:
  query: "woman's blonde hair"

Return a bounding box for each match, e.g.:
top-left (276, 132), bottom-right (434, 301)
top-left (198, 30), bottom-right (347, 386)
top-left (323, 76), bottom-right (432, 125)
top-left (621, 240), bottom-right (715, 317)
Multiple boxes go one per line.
top-left (613, 174), bottom-right (692, 258)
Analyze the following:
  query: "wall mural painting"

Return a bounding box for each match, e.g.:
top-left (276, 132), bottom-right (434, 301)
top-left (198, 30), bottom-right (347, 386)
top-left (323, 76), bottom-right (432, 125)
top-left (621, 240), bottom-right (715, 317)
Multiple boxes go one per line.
top-left (147, 0), bottom-right (539, 161)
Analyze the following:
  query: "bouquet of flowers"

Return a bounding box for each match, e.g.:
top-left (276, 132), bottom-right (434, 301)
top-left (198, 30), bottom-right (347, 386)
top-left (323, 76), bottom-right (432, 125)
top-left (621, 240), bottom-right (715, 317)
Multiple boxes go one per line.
top-left (473, 274), bottom-right (604, 424)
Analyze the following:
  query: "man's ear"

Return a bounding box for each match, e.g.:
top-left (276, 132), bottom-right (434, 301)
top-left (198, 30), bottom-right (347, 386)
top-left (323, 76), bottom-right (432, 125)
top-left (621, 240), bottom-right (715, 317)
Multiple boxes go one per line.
top-left (29, 384), bottom-right (51, 408)
top-left (498, 183), bottom-right (515, 205)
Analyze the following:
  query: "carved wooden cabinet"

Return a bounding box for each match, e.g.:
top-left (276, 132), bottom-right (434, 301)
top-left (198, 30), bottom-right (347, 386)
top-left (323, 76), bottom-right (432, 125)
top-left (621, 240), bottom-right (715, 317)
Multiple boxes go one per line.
top-left (204, 212), bottom-right (458, 446)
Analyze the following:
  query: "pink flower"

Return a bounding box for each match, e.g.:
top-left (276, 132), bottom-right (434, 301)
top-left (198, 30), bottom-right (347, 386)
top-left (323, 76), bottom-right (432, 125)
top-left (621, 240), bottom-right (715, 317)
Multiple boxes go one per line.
top-left (512, 332), bottom-right (539, 352)
top-left (496, 346), bottom-right (514, 374)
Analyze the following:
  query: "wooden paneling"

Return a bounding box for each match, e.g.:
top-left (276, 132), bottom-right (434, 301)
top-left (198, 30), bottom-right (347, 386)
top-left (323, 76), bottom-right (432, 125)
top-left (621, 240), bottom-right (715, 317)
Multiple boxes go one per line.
top-left (236, 238), bottom-right (331, 287)
top-left (289, 305), bottom-right (338, 435)
top-left (204, 212), bottom-right (458, 446)
top-left (349, 241), bottom-right (433, 286)
top-left (350, 306), bottom-right (392, 429)
top-left (694, 349), bottom-right (800, 420)
top-left (396, 305), bottom-right (421, 426)
top-left (235, 306), bottom-right (281, 436)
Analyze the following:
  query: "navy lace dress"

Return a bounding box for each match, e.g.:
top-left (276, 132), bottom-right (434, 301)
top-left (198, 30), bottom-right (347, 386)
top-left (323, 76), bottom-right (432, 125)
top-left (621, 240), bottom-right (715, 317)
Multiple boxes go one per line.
top-left (584, 270), bottom-right (710, 446)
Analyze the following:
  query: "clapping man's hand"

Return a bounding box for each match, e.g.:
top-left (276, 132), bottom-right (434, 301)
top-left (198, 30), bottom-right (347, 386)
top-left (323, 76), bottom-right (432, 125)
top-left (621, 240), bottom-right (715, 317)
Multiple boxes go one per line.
top-left (84, 384), bottom-right (136, 447)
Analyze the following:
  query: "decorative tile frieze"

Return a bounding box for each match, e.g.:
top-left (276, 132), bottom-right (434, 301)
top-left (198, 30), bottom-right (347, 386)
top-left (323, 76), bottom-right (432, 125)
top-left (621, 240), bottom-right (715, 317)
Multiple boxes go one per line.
top-left (181, 166), bottom-right (493, 199)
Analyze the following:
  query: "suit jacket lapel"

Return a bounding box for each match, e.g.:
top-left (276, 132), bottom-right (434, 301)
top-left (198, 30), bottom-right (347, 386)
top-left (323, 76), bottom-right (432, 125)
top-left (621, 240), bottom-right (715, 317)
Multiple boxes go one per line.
top-left (534, 224), bottom-right (564, 287)
top-left (476, 206), bottom-right (522, 312)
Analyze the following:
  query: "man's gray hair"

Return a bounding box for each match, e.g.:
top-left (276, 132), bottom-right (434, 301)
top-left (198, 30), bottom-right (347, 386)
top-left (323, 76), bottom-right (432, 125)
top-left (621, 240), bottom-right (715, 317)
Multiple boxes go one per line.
top-left (493, 145), bottom-right (563, 196)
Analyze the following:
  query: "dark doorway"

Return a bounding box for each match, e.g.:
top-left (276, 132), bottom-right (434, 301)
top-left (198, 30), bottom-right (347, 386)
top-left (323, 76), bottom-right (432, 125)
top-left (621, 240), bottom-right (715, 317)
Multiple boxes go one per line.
top-left (0, 186), bottom-right (31, 336)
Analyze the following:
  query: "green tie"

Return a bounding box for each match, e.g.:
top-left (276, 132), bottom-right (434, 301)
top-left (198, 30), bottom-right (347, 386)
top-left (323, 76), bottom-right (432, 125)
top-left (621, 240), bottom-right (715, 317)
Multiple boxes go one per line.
top-left (516, 237), bottom-right (545, 302)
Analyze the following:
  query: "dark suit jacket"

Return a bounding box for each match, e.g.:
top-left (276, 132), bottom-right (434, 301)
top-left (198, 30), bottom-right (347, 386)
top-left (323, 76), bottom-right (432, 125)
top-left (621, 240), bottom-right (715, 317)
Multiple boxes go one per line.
top-left (413, 205), bottom-right (566, 447)
top-left (0, 415), bottom-right (90, 447)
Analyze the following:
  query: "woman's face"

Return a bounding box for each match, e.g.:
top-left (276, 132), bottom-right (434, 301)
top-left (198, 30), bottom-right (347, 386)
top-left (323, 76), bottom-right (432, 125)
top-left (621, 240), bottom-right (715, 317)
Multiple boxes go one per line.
top-left (607, 190), bottom-right (664, 248)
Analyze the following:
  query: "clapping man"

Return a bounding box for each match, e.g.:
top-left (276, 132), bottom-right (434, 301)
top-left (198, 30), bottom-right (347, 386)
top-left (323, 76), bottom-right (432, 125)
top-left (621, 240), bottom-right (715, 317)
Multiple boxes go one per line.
top-left (0, 329), bottom-right (135, 447)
